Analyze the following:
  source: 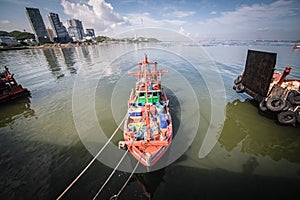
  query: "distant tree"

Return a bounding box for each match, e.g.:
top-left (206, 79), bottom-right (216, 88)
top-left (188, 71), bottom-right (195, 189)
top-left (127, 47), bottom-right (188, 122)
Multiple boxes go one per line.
top-left (95, 36), bottom-right (109, 42)
top-left (0, 31), bottom-right (9, 36)
top-left (0, 42), bottom-right (8, 46)
top-left (8, 30), bottom-right (34, 40)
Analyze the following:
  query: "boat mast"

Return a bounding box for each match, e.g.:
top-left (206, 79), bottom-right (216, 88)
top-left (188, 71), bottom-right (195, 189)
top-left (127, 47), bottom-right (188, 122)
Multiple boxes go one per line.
top-left (143, 54), bottom-right (152, 141)
top-left (145, 103), bottom-right (151, 140)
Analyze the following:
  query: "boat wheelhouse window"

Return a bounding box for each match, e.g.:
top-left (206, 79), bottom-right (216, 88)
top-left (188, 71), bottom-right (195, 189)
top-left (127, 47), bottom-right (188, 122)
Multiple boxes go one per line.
top-left (130, 102), bottom-right (136, 107)
top-left (139, 92), bottom-right (145, 97)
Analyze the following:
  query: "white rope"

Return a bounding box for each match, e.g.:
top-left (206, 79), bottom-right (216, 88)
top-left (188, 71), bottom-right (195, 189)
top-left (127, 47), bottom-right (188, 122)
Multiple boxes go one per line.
top-left (56, 114), bottom-right (127, 200)
top-left (116, 160), bottom-right (140, 197)
top-left (108, 158), bottom-right (140, 200)
top-left (92, 149), bottom-right (129, 200)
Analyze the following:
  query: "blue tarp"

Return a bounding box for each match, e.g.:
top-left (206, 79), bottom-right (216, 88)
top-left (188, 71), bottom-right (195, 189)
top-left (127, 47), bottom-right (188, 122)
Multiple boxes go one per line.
top-left (159, 113), bottom-right (168, 128)
top-left (129, 112), bottom-right (142, 117)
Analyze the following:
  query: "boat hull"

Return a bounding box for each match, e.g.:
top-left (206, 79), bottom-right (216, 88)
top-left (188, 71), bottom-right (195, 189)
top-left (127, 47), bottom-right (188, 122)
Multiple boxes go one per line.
top-left (122, 111), bottom-right (172, 167)
top-left (0, 84), bottom-right (30, 104)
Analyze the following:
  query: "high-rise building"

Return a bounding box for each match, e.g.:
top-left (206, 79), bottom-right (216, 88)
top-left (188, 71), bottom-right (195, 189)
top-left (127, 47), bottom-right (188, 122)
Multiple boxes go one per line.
top-left (25, 7), bottom-right (51, 44)
top-left (46, 28), bottom-right (55, 42)
top-left (48, 12), bottom-right (71, 43)
top-left (86, 29), bottom-right (95, 38)
top-left (67, 19), bottom-right (85, 41)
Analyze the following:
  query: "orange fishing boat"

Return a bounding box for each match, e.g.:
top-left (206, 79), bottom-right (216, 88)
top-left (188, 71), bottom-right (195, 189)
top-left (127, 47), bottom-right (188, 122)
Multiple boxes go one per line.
top-left (118, 55), bottom-right (173, 167)
top-left (0, 69), bottom-right (30, 104)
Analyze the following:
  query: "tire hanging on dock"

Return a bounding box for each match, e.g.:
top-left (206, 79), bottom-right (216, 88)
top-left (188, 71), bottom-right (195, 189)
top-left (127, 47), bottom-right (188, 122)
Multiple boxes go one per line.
top-left (235, 83), bottom-right (245, 93)
top-left (259, 98), bottom-right (267, 112)
top-left (287, 90), bottom-right (300, 105)
top-left (266, 97), bottom-right (286, 112)
top-left (277, 111), bottom-right (297, 125)
top-left (234, 75), bottom-right (242, 85)
top-left (282, 101), bottom-right (293, 112)
top-left (297, 112), bottom-right (300, 124)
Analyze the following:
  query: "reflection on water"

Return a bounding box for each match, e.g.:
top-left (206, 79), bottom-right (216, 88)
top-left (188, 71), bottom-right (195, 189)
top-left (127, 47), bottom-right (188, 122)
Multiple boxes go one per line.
top-left (0, 98), bottom-right (35, 127)
top-left (80, 46), bottom-right (92, 63)
top-left (42, 47), bottom-right (79, 78)
top-left (61, 48), bottom-right (77, 74)
top-left (219, 99), bottom-right (300, 163)
top-left (42, 48), bottom-right (64, 78)
top-left (242, 156), bottom-right (259, 175)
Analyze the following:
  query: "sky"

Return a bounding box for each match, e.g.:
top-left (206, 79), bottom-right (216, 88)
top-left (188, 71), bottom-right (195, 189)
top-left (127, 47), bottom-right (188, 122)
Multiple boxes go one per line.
top-left (0, 0), bottom-right (299, 40)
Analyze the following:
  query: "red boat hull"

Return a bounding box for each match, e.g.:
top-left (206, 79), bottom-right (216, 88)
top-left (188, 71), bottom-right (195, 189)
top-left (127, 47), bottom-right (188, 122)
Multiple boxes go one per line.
top-left (0, 84), bottom-right (30, 104)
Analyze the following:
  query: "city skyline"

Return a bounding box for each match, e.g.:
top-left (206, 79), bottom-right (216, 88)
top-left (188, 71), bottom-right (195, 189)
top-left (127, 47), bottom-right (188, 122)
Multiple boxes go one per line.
top-left (0, 0), bottom-right (300, 40)
top-left (25, 7), bottom-right (51, 44)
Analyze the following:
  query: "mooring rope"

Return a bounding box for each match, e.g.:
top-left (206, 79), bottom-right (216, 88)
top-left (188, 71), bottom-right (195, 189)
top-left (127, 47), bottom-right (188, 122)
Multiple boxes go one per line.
top-left (92, 149), bottom-right (129, 200)
top-left (56, 114), bottom-right (127, 200)
top-left (109, 160), bottom-right (140, 200)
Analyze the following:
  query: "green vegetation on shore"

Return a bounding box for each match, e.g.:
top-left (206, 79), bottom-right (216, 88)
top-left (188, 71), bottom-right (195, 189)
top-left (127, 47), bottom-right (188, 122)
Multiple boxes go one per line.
top-left (0, 30), bottom-right (160, 51)
top-left (0, 30), bottom-right (34, 40)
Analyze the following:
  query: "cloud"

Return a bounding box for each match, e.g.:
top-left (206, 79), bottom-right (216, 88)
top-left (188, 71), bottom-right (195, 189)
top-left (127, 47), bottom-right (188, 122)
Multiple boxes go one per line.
top-left (1, 0), bottom-right (29, 5)
top-left (210, 11), bottom-right (217, 15)
top-left (162, 8), bottom-right (196, 19)
top-left (178, 27), bottom-right (190, 37)
top-left (171, 10), bottom-right (196, 18)
top-left (257, 27), bottom-right (269, 31)
top-left (196, 0), bottom-right (300, 39)
top-left (127, 12), bottom-right (186, 27)
top-left (206, 0), bottom-right (298, 26)
top-left (0, 20), bottom-right (10, 24)
top-left (61, 0), bottom-right (130, 34)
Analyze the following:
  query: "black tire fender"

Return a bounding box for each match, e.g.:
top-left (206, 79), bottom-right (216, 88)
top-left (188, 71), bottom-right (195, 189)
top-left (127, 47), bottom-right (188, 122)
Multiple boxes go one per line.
top-left (266, 97), bottom-right (286, 112)
top-left (234, 75), bottom-right (242, 85)
top-left (233, 84), bottom-right (236, 90)
top-left (235, 83), bottom-right (245, 93)
top-left (297, 112), bottom-right (300, 124)
top-left (277, 111), bottom-right (297, 125)
top-left (282, 100), bottom-right (293, 112)
top-left (287, 90), bottom-right (300, 105)
top-left (259, 98), bottom-right (267, 112)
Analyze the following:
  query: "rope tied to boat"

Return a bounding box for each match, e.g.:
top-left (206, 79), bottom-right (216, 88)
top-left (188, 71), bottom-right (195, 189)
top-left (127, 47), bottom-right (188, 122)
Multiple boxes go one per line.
top-left (92, 149), bottom-right (129, 200)
top-left (56, 114), bottom-right (127, 200)
top-left (93, 131), bottom-right (142, 199)
top-left (108, 158), bottom-right (141, 200)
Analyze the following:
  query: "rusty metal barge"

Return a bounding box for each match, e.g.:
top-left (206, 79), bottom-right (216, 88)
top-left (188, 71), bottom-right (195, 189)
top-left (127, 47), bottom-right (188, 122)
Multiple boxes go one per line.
top-left (233, 50), bottom-right (300, 125)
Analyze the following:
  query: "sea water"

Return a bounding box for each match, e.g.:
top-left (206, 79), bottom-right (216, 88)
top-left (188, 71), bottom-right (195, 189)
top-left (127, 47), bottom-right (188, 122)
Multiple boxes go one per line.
top-left (0, 41), bottom-right (299, 199)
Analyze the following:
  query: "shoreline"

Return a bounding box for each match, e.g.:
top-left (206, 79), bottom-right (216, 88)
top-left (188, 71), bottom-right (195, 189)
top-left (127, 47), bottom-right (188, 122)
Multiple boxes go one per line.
top-left (0, 46), bottom-right (29, 51)
top-left (0, 41), bottom-right (156, 51)
top-left (0, 43), bottom-right (94, 51)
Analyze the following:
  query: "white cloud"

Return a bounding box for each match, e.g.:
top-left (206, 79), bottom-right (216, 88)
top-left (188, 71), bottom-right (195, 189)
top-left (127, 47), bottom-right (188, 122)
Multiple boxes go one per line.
top-left (210, 11), bottom-right (217, 15)
top-left (172, 10), bottom-right (196, 18)
top-left (61, 0), bottom-right (130, 34)
top-left (162, 8), bottom-right (196, 19)
top-left (206, 0), bottom-right (298, 26)
top-left (196, 0), bottom-right (300, 39)
top-left (127, 12), bottom-right (186, 27)
top-left (127, 12), bottom-right (165, 27)
top-left (0, 20), bottom-right (10, 24)
top-left (164, 19), bottom-right (186, 26)
top-left (1, 0), bottom-right (29, 5)
top-left (257, 27), bottom-right (269, 31)
top-left (178, 27), bottom-right (190, 37)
